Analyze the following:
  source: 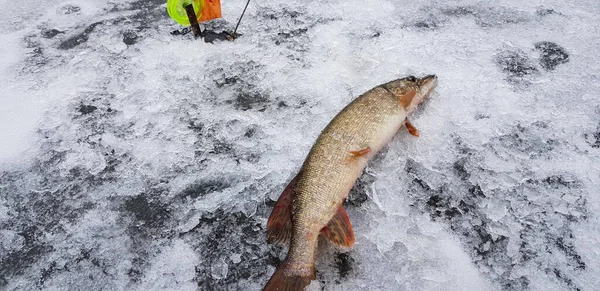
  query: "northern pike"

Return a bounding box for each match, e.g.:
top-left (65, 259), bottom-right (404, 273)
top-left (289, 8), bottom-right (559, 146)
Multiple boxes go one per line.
top-left (264, 75), bottom-right (438, 291)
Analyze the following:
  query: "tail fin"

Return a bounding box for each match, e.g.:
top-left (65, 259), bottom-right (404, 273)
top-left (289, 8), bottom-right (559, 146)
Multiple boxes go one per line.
top-left (263, 260), bottom-right (315, 291)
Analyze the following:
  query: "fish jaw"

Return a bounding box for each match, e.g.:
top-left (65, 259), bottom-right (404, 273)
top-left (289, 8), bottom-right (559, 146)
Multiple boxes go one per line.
top-left (406, 74), bottom-right (437, 114)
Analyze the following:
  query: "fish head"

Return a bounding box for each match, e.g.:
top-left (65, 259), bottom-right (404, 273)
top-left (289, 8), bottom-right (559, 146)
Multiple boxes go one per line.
top-left (383, 75), bottom-right (438, 114)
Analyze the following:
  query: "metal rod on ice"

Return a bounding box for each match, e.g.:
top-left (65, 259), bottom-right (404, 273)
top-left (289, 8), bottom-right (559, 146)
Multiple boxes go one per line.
top-left (185, 4), bottom-right (201, 38)
top-left (233, 0), bottom-right (251, 36)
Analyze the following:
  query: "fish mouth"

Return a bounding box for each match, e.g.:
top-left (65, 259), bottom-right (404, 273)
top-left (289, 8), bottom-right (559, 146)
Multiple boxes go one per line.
top-left (418, 74), bottom-right (438, 95)
top-left (418, 75), bottom-right (437, 88)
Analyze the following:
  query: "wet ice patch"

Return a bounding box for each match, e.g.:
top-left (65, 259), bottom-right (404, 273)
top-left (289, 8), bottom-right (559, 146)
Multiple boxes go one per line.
top-left (495, 49), bottom-right (540, 86)
top-left (495, 41), bottom-right (570, 87)
top-left (406, 4), bottom-right (533, 30)
top-left (534, 41), bottom-right (570, 71)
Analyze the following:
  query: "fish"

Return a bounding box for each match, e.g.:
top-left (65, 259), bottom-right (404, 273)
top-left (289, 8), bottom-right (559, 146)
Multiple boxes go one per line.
top-left (264, 75), bottom-right (438, 291)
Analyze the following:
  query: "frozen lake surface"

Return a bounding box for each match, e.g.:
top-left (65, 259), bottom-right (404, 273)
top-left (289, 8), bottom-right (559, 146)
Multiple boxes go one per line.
top-left (1, 0), bottom-right (599, 290)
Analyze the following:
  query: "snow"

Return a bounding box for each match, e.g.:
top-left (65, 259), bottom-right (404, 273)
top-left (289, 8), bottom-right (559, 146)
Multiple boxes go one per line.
top-left (1, 0), bottom-right (600, 290)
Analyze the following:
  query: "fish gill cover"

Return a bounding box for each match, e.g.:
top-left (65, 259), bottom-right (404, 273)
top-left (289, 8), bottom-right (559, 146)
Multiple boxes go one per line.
top-left (0, 0), bottom-right (599, 290)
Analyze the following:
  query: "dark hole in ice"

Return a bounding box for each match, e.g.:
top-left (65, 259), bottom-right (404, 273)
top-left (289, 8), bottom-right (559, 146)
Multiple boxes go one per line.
top-left (123, 31), bottom-right (139, 45)
top-left (453, 158), bottom-right (470, 181)
top-left (534, 41), bottom-right (569, 71)
top-left (334, 252), bottom-right (354, 280)
top-left (426, 195), bottom-right (444, 207)
top-left (244, 127), bottom-right (256, 138)
top-left (187, 120), bottom-right (204, 133)
top-left (234, 92), bottom-right (269, 111)
top-left (78, 104), bottom-right (98, 115)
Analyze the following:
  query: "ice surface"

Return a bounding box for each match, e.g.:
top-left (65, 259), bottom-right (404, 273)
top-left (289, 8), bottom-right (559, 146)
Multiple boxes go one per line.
top-left (1, 0), bottom-right (600, 290)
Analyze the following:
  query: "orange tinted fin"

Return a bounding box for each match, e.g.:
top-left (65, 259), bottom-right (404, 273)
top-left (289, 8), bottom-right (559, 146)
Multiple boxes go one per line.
top-left (405, 118), bottom-right (420, 137)
top-left (263, 259), bottom-right (314, 291)
top-left (399, 89), bottom-right (417, 109)
top-left (350, 147), bottom-right (371, 157)
top-left (321, 206), bottom-right (355, 247)
top-left (266, 174), bottom-right (299, 246)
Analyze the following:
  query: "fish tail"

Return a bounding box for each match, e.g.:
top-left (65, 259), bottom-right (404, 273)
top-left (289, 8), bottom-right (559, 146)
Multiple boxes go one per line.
top-left (263, 259), bottom-right (315, 291)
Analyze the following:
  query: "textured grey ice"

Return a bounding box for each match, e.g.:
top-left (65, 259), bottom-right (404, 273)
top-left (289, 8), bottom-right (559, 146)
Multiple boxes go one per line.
top-left (0, 0), bottom-right (599, 290)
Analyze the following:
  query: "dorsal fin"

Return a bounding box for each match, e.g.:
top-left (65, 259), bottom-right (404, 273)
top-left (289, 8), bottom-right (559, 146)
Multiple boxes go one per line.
top-left (266, 174), bottom-right (299, 246)
top-left (399, 89), bottom-right (417, 109)
top-left (320, 206), bottom-right (355, 247)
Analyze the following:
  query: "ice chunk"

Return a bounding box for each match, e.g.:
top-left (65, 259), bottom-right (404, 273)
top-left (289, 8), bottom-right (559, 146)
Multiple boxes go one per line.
top-left (486, 198), bottom-right (507, 221)
top-left (230, 253), bottom-right (242, 264)
top-left (138, 240), bottom-right (198, 291)
top-left (0, 230), bottom-right (24, 254)
top-left (210, 258), bottom-right (229, 280)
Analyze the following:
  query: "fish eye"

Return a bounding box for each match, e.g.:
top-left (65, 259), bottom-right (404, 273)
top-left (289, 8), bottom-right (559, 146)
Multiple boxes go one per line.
top-left (406, 76), bottom-right (417, 82)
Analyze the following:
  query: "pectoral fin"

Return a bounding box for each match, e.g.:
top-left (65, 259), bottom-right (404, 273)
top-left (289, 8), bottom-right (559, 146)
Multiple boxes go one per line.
top-left (405, 119), bottom-right (420, 137)
top-left (266, 174), bottom-right (299, 246)
top-left (321, 206), bottom-right (355, 247)
top-left (399, 89), bottom-right (417, 109)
